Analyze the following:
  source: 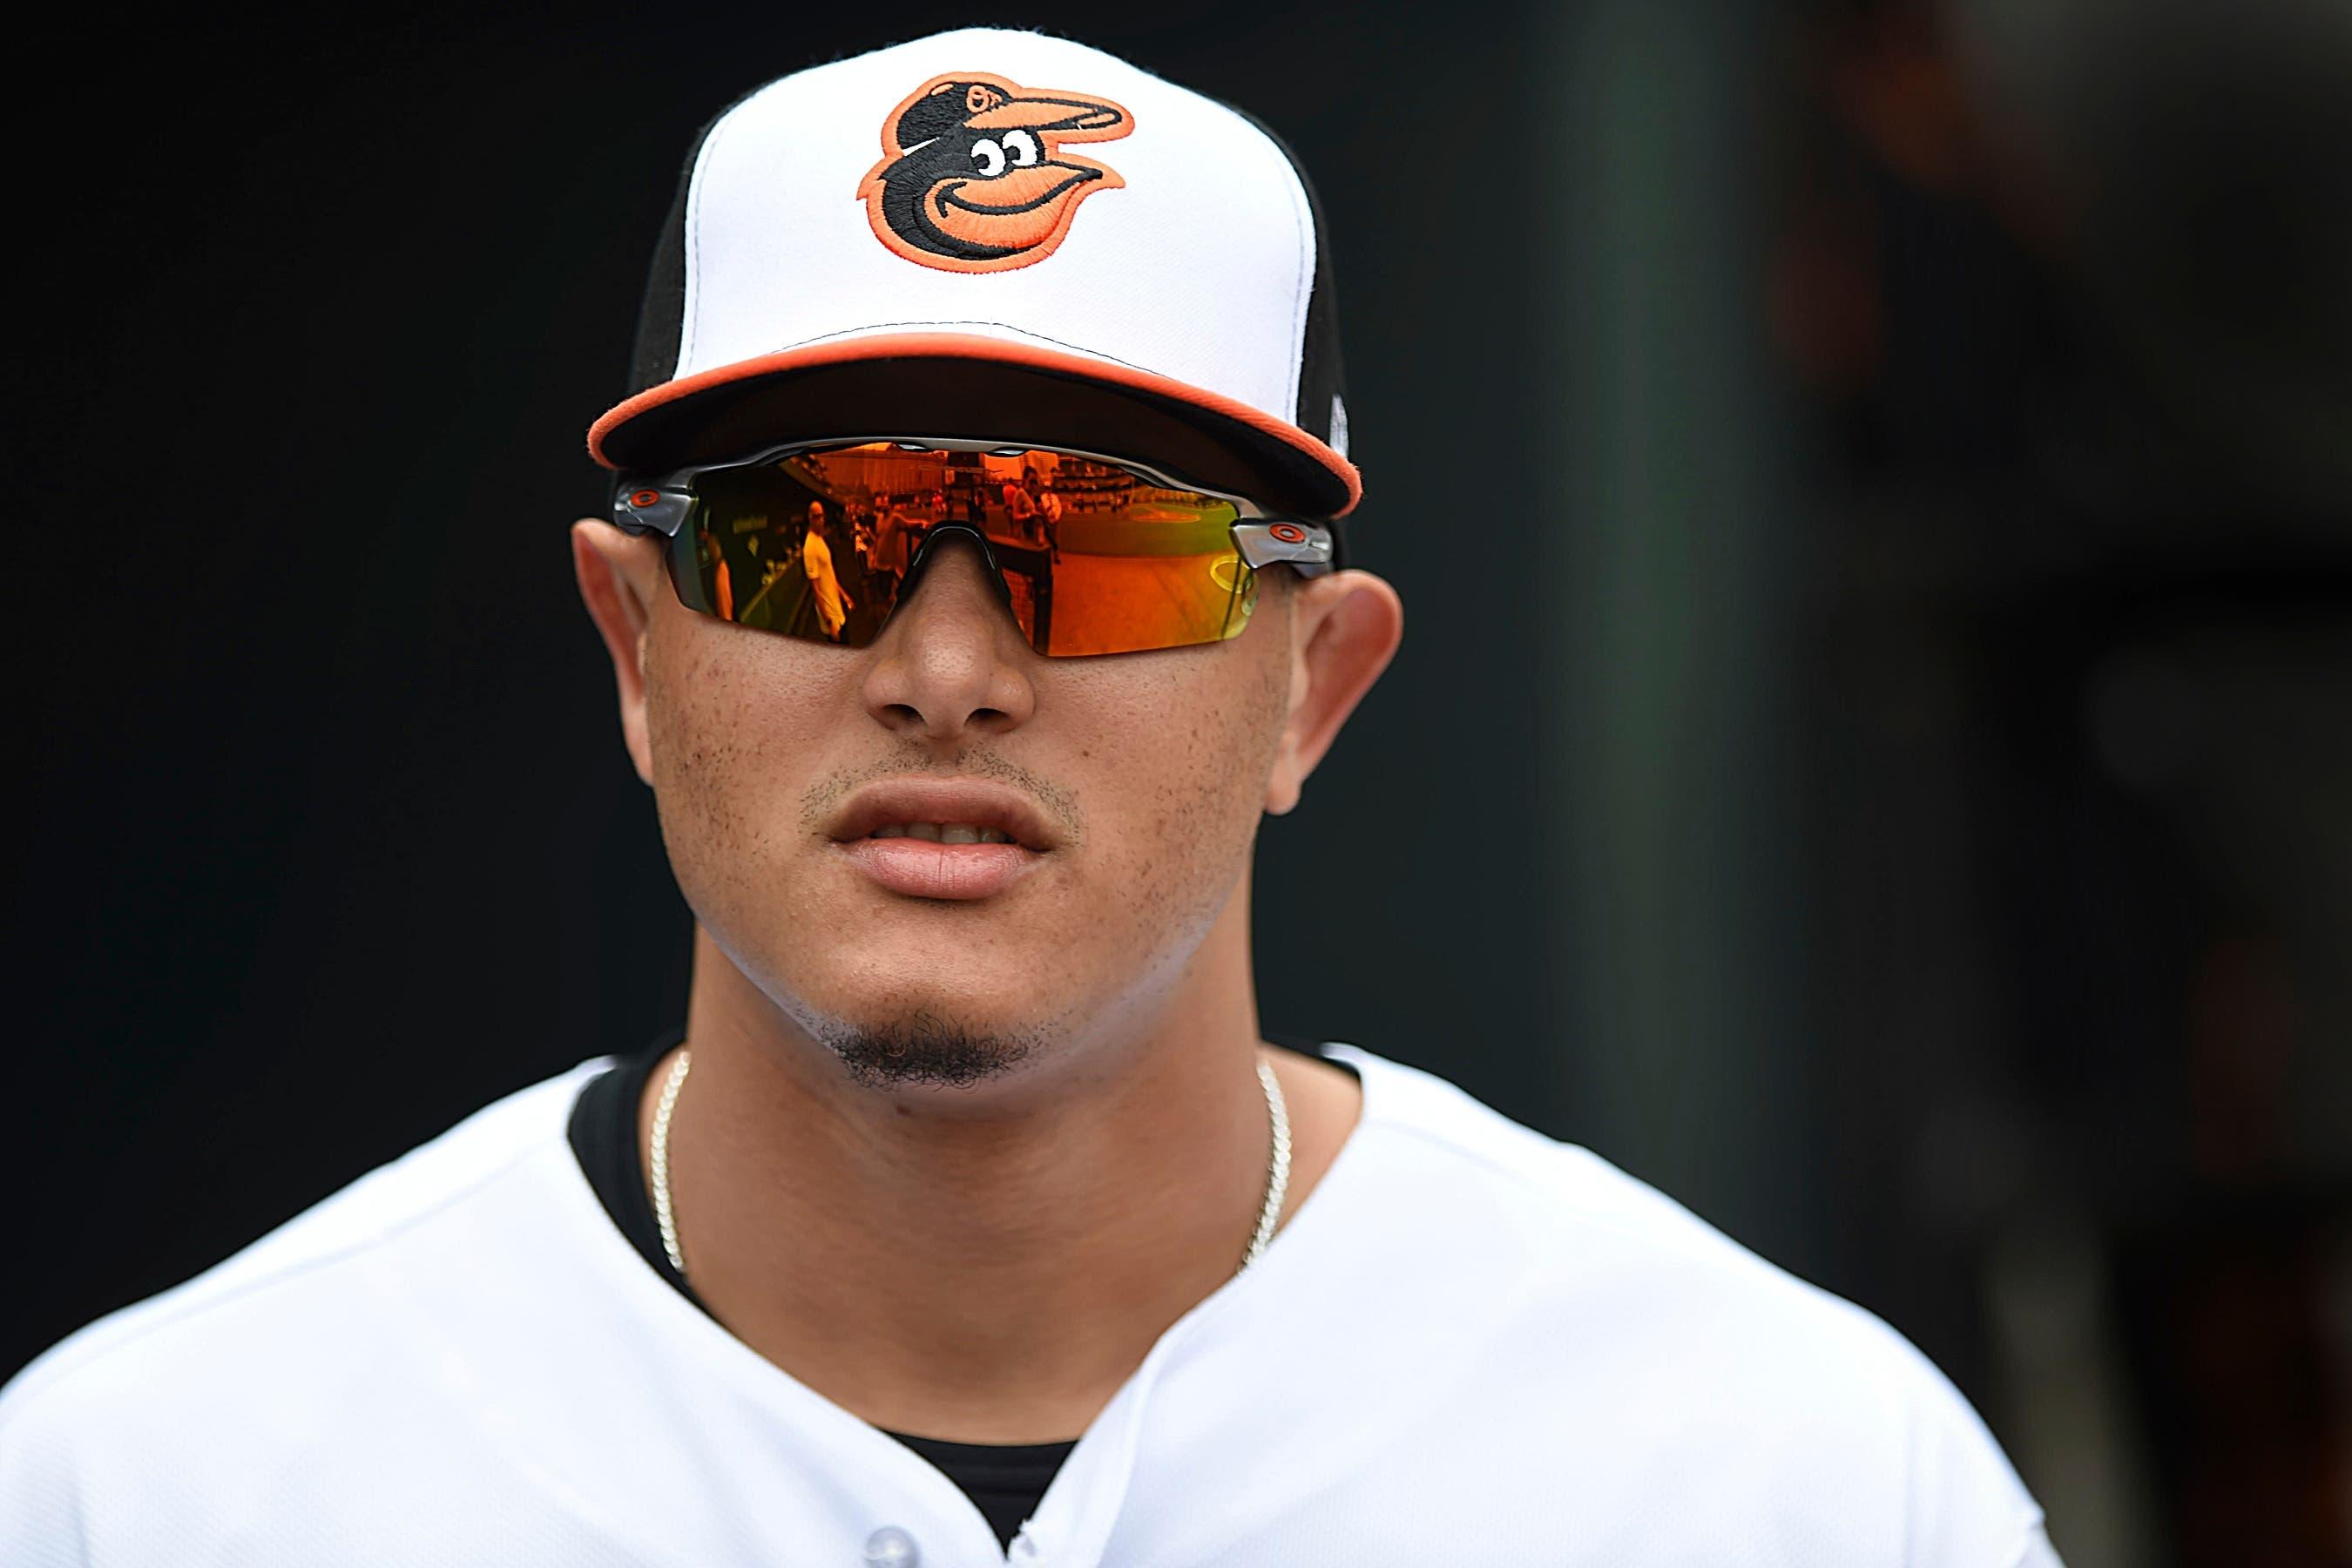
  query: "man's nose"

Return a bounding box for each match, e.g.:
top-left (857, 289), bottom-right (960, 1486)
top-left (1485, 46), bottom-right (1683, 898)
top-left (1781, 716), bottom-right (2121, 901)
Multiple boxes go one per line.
top-left (857, 534), bottom-right (1038, 742)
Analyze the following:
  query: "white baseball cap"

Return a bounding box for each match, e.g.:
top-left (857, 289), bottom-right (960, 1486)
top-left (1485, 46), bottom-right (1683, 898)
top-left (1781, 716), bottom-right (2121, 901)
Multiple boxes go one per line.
top-left (588, 27), bottom-right (1358, 517)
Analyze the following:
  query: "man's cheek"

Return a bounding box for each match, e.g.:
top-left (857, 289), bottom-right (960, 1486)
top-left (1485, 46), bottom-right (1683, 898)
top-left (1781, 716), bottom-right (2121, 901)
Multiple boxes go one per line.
top-left (1086, 699), bottom-right (1267, 930)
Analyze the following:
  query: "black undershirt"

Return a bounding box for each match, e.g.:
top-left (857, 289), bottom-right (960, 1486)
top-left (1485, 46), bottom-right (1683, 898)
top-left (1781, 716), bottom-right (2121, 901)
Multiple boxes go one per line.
top-left (566, 1032), bottom-right (1072, 1551)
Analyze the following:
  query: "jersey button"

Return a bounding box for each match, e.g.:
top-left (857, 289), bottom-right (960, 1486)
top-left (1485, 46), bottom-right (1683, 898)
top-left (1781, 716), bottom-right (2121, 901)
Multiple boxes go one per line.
top-left (862, 1525), bottom-right (920, 1566)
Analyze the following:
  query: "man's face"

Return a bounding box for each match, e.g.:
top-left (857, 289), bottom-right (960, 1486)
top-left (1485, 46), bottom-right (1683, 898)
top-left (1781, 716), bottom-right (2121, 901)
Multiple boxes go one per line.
top-left (639, 535), bottom-right (1297, 1084)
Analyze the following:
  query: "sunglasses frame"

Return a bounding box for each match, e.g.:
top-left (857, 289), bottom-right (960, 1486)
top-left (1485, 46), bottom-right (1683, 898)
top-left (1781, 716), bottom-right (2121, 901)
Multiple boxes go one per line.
top-left (611, 435), bottom-right (1340, 578)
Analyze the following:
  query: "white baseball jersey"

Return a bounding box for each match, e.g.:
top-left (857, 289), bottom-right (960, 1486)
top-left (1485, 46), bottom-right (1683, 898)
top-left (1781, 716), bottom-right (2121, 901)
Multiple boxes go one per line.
top-left (0, 1046), bottom-right (2059, 1566)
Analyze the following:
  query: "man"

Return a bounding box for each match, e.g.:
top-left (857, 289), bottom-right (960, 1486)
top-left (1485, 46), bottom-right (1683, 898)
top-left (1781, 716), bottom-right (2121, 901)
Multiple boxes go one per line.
top-left (874, 495), bottom-right (916, 602)
top-left (1029, 471), bottom-right (1063, 528)
top-left (801, 498), bottom-right (854, 639)
top-left (1004, 472), bottom-right (1038, 536)
top-left (0, 27), bottom-right (2059, 1567)
top-left (700, 524), bottom-right (734, 622)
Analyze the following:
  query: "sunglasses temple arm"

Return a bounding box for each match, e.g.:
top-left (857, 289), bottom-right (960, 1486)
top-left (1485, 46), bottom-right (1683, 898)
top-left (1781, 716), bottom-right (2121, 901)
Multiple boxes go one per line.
top-left (611, 483), bottom-right (696, 538)
top-left (1232, 521), bottom-right (1337, 578)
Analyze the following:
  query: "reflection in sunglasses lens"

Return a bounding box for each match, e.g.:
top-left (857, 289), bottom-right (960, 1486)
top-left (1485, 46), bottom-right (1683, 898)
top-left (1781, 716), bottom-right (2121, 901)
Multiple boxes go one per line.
top-left (667, 444), bottom-right (1256, 655)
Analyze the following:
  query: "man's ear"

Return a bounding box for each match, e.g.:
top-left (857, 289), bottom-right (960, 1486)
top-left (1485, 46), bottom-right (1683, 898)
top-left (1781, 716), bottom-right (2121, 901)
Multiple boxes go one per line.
top-left (1265, 568), bottom-right (1404, 815)
top-left (571, 519), bottom-right (666, 786)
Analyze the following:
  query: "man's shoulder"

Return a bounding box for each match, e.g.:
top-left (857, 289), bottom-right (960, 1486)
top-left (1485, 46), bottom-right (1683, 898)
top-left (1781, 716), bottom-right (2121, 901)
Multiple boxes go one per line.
top-left (1341, 1044), bottom-right (1877, 1306)
top-left (1336, 1043), bottom-right (1972, 1381)
top-left (1323, 1046), bottom-right (2050, 1563)
top-left (0, 1060), bottom-right (605, 1438)
top-left (1336, 1043), bottom-right (1826, 1278)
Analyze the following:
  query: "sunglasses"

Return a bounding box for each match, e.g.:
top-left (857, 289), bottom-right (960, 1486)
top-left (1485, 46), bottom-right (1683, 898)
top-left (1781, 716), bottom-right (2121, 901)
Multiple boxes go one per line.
top-left (612, 438), bottom-right (1337, 658)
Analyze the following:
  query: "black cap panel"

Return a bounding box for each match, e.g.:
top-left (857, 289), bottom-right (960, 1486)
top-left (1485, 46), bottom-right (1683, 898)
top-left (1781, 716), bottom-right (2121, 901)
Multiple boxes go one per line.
top-left (1219, 103), bottom-right (1349, 458)
top-left (625, 91), bottom-right (759, 400)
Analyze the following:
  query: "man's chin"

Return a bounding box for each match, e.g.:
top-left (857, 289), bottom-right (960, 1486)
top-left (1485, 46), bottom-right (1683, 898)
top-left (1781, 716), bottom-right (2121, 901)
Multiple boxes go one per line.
top-left (807, 1008), bottom-right (1045, 1091)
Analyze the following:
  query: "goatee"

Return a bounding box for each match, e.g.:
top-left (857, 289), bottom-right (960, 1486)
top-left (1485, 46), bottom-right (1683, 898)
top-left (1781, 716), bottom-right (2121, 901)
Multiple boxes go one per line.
top-left (821, 1011), bottom-right (1037, 1089)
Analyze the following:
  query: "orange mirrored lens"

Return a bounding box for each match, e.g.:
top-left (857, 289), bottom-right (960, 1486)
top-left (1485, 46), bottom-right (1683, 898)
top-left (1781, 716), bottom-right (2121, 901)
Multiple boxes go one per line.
top-left (666, 443), bottom-right (1257, 656)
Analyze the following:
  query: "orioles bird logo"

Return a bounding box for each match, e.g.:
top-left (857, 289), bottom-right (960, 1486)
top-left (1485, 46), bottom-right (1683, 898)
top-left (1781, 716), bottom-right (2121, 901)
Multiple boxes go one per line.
top-left (858, 75), bottom-right (1134, 273)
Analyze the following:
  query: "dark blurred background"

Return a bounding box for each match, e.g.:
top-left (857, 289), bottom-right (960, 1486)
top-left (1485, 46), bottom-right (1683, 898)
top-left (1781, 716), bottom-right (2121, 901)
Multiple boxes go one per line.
top-left (7, 2), bottom-right (2349, 1562)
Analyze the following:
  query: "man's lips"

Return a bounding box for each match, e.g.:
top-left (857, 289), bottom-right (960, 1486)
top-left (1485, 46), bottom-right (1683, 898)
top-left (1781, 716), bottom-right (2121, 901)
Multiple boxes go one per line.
top-left (837, 837), bottom-right (1037, 901)
top-left (828, 779), bottom-right (1058, 849)
top-left (828, 779), bottom-right (1059, 902)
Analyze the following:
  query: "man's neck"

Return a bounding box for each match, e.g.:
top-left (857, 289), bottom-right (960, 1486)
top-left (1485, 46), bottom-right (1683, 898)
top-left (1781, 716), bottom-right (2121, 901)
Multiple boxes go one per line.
top-left (644, 910), bottom-right (1361, 1444)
